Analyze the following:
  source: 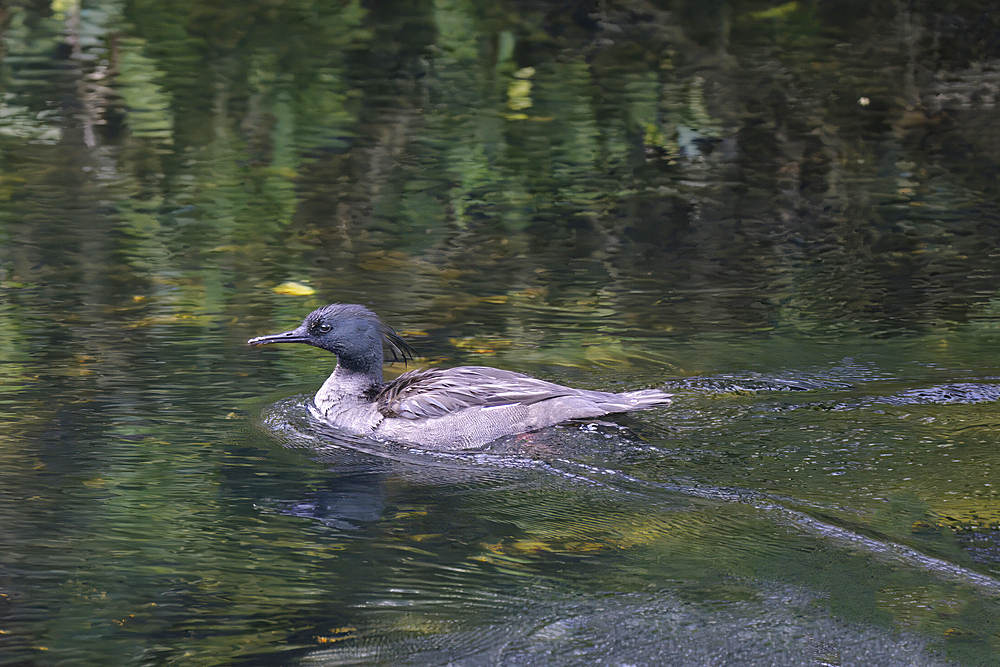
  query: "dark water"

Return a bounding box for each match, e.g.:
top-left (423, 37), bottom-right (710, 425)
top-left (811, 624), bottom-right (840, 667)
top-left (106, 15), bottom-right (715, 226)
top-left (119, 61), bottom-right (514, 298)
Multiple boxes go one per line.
top-left (4, 1), bottom-right (1000, 665)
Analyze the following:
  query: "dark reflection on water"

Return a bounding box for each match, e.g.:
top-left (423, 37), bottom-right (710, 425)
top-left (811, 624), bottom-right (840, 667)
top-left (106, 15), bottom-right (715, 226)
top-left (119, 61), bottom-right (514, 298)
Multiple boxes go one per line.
top-left (4, 0), bottom-right (1000, 664)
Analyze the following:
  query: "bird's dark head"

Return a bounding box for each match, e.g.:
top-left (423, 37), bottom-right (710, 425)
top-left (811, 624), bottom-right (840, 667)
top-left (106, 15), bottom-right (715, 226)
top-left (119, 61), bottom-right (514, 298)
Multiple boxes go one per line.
top-left (247, 304), bottom-right (417, 369)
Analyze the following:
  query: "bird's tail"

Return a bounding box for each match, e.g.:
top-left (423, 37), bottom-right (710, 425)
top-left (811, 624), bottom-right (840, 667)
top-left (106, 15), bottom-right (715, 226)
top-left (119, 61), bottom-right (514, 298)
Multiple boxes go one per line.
top-left (598, 388), bottom-right (673, 413)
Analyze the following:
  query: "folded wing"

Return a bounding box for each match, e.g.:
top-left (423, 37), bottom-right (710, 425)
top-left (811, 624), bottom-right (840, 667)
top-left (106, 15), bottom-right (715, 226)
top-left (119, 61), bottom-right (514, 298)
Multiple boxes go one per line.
top-left (376, 366), bottom-right (580, 419)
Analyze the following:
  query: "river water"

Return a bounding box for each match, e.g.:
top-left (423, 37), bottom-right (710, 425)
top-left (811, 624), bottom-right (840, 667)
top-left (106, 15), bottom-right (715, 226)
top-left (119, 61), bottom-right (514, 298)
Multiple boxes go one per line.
top-left (3, 1), bottom-right (1000, 665)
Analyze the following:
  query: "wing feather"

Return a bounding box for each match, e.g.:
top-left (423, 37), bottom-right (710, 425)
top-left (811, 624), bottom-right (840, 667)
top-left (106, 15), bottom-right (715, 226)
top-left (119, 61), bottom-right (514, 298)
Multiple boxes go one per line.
top-left (376, 366), bottom-right (580, 419)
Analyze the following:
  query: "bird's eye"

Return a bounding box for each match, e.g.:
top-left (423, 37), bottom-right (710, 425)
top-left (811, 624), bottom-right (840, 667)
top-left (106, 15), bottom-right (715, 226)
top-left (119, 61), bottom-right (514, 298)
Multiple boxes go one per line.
top-left (310, 321), bottom-right (332, 334)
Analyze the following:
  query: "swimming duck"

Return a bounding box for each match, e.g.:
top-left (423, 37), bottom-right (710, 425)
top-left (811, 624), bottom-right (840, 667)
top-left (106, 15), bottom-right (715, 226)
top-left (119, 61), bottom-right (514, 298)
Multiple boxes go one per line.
top-left (248, 304), bottom-right (672, 449)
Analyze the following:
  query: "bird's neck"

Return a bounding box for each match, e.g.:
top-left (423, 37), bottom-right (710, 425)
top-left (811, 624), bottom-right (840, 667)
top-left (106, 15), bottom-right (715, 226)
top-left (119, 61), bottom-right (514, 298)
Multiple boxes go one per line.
top-left (317, 357), bottom-right (384, 404)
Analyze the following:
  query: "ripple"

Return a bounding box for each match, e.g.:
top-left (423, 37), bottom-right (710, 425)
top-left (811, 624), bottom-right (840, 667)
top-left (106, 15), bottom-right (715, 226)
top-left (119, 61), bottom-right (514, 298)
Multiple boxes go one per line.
top-left (290, 584), bottom-right (951, 667)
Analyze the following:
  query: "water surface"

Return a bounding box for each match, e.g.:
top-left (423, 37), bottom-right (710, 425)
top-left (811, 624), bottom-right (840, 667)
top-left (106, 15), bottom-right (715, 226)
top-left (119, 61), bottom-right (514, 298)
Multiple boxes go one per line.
top-left (3, 1), bottom-right (1000, 665)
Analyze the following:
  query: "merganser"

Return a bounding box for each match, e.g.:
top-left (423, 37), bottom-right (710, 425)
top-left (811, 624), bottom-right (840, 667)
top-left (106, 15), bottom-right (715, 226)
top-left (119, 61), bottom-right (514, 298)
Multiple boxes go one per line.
top-left (248, 304), bottom-right (672, 449)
